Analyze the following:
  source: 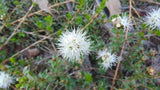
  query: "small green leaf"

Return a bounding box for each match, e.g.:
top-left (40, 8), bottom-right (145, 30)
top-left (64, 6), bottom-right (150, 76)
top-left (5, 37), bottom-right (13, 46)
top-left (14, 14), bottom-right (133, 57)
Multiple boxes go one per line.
top-left (10, 57), bottom-right (16, 64)
top-left (44, 15), bottom-right (53, 26)
top-left (76, 16), bottom-right (82, 24)
top-left (57, 30), bottom-right (62, 35)
top-left (85, 14), bottom-right (91, 20)
top-left (46, 26), bottom-right (52, 31)
top-left (19, 60), bottom-right (25, 66)
top-left (67, 13), bottom-right (71, 19)
top-left (14, 1), bottom-right (19, 5)
top-left (139, 32), bottom-right (144, 37)
top-left (11, 37), bottom-right (17, 42)
top-left (36, 21), bottom-right (43, 29)
top-left (18, 32), bottom-right (25, 37)
top-left (32, 2), bottom-right (37, 6)
top-left (85, 73), bottom-right (92, 83)
top-left (154, 30), bottom-right (160, 36)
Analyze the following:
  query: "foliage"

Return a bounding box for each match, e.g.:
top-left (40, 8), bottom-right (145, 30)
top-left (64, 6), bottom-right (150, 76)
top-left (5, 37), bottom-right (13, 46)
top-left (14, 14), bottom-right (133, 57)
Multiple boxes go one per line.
top-left (0, 0), bottom-right (160, 89)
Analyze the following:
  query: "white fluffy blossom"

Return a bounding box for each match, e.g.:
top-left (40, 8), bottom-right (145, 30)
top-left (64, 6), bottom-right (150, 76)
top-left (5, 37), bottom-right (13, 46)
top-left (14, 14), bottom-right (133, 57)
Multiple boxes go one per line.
top-left (0, 72), bottom-right (14, 89)
top-left (57, 29), bottom-right (92, 62)
top-left (145, 8), bottom-right (160, 30)
top-left (118, 14), bottom-right (133, 31)
top-left (97, 49), bottom-right (118, 70)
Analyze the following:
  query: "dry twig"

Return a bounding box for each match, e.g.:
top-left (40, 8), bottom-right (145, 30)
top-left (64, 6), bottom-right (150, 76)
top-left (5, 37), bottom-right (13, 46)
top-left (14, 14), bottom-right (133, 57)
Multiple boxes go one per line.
top-left (0, 0), bottom-right (75, 51)
top-left (11, 0), bottom-right (75, 24)
top-left (111, 0), bottom-right (133, 89)
top-left (0, 5), bottom-right (34, 51)
top-left (2, 32), bottom-right (57, 64)
top-left (140, 0), bottom-right (160, 5)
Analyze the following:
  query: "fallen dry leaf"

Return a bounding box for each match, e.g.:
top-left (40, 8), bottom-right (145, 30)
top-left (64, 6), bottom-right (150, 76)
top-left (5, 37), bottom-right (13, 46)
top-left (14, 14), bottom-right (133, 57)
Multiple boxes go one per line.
top-left (32, 0), bottom-right (51, 13)
top-left (147, 67), bottom-right (155, 76)
top-left (27, 48), bottom-right (40, 58)
top-left (105, 0), bottom-right (121, 17)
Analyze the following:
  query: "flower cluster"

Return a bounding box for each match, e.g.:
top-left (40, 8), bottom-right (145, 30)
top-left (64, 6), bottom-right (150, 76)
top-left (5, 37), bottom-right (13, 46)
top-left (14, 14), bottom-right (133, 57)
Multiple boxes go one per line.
top-left (145, 8), bottom-right (160, 30)
top-left (97, 49), bottom-right (118, 70)
top-left (57, 29), bottom-right (91, 62)
top-left (112, 14), bottom-right (133, 31)
top-left (0, 71), bottom-right (14, 89)
top-left (57, 9), bottom-right (160, 66)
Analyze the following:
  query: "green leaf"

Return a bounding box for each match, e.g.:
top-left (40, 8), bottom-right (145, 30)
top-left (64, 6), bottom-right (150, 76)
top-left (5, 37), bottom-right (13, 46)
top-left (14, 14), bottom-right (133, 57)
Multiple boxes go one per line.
top-left (11, 37), bottom-right (17, 42)
top-left (85, 14), bottom-right (91, 20)
top-left (32, 2), bottom-right (37, 6)
top-left (36, 21), bottom-right (43, 29)
top-left (78, 0), bottom-right (85, 9)
top-left (19, 60), bottom-right (25, 66)
top-left (44, 15), bottom-right (53, 26)
top-left (100, 0), bottom-right (107, 9)
top-left (14, 71), bottom-right (21, 75)
top-left (14, 1), bottom-right (19, 5)
top-left (57, 30), bottom-right (62, 35)
top-left (67, 13), bottom-right (71, 19)
top-left (139, 32), bottom-right (144, 37)
top-left (18, 32), bottom-right (25, 37)
top-left (85, 73), bottom-right (92, 83)
top-left (10, 57), bottom-right (16, 64)
top-left (154, 30), bottom-right (160, 36)
top-left (46, 26), bottom-right (52, 31)
top-left (76, 16), bottom-right (82, 24)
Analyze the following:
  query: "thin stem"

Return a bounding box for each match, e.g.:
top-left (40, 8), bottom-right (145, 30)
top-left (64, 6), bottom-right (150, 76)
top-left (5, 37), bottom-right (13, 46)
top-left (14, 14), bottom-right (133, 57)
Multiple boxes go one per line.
top-left (111, 0), bottom-right (132, 89)
top-left (0, 5), bottom-right (34, 51)
top-left (2, 32), bottom-right (57, 64)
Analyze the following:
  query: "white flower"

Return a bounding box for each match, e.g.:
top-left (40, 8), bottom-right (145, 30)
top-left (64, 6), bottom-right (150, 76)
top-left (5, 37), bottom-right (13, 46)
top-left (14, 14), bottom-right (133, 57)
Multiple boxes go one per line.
top-left (145, 8), bottom-right (160, 30)
top-left (0, 14), bottom-right (5, 20)
top-left (97, 49), bottom-right (118, 70)
top-left (118, 14), bottom-right (133, 31)
top-left (57, 29), bottom-right (91, 62)
top-left (0, 72), bottom-right (14, 89)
